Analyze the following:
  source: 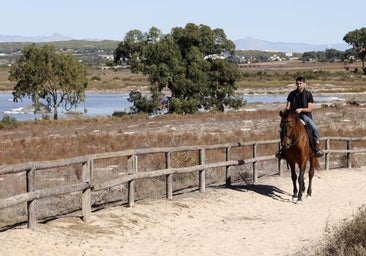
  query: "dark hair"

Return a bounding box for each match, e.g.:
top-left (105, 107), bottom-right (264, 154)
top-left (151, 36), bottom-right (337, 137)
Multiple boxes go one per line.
top-left (296, 76), bottom-right (306, 83)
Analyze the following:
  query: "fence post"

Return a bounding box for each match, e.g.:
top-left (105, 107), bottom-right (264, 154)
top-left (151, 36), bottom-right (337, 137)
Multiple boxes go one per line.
top-left (81, 159), bottom-right (92, 223)
top-left (27, 165), bottom-right (36, 229)
top-left (325, 139), bottom-right (330, 170)
top-left (347, 140), bottom-right (352, 168)
top-left (128, 154), bottom-right (137, 207)
top-left (199, 149), bottom-right (206, 193)
top-left (225, 146), bottom-right (232, 187)
top-left (166, 152), bottom-right (173, 199)
top-left (252, 143), bottom-right (258, 183)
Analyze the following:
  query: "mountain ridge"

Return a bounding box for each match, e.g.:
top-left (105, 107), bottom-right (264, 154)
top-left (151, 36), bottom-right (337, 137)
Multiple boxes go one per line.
top-left (0, 33), bottom-right (350, 52)
top-left (0, 33), bottom-right (73, 43)
top-left (234, 37), bottom-right (349, 52)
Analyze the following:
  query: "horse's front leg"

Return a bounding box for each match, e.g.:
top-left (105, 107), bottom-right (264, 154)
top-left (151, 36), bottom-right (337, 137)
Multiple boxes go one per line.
top-left (297, 170), bottom-right (305, 202)
top-left (290, 164), bottom-right (298, 202)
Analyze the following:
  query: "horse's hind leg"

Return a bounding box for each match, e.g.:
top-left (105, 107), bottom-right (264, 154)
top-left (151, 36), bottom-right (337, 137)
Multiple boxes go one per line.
top-left (307, 157), bottom-right (316, 198)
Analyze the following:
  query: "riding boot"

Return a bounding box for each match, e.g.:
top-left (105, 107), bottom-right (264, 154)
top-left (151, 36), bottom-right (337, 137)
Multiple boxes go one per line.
top-left (276, 149), bottom-right (286, 159)
top-left (315, 143), bottom-right (324, 157)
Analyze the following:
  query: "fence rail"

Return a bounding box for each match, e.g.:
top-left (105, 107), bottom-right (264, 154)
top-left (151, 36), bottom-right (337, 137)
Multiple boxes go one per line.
top-left (1, 136), bottom-right (365, 229)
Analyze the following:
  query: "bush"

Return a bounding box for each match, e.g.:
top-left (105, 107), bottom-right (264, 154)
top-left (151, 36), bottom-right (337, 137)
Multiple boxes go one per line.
top-left (112, 111), bottom-right (129, 117)
top-left (0, 115), bottom-right (19, 129)
top-left (314, 206), bottom-right (366, 256)
top-left (91, 75), bottom-right (101, 81)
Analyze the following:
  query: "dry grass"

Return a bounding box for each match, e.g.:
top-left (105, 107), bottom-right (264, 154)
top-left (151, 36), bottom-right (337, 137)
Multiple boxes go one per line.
top-left (0, 110), bottom-right (280, 164)
top-left (1, 96), bottom-right (366, 165)
top-left (312, 206), bottom-right (366, 256)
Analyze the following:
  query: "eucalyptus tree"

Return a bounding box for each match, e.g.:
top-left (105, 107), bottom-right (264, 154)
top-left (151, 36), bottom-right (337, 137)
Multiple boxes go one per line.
top-left (9, 44), bottom-right (88, 119)
top-left (114, 23), bottom-right (243, 114)
top-left (343, 27), bottom-right (366, 74)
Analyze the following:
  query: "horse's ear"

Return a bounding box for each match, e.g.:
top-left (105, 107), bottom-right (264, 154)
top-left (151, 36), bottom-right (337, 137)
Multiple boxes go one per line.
top-left (279, 110), bottom-right (284, 117)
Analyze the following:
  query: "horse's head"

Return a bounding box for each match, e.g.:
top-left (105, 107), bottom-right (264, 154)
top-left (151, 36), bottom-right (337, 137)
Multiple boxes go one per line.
top-left (279, 110), bottom-right (299, 149)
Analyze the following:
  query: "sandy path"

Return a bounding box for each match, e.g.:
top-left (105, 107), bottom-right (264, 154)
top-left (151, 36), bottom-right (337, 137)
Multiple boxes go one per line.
top-left (1, 167), bottom-right (366, 256)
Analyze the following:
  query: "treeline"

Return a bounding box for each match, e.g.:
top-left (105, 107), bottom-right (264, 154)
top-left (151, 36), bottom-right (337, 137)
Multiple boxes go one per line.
top-left (0, 40), bottom-right (119, 67)
top-left (301, 48), bottom-right (356, 62)
top-left (0, 40), bottom-right (119, 53)
top-left (0, 40), bottom-right (356, 67)
top-left (237, 48), bottom-right (357, 63)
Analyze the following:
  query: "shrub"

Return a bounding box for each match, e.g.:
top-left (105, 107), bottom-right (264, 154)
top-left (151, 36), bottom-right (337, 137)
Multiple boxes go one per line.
top-left (91, 75), bottom-right (101, 81)
top-left (314, 206), bottom-right (366, 256)
top-left (0, 115), bottom-right (19, 129)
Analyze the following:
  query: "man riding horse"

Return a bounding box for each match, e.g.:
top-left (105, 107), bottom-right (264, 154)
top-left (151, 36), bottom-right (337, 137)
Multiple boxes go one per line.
top-left (276, 76), bottom-right (324, 159)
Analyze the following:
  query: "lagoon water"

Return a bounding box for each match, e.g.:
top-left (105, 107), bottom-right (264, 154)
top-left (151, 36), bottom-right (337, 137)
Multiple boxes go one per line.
top-left (0, 92), bottom-right (339, 121)
top-left (0, 93), bottom-right (132, 121)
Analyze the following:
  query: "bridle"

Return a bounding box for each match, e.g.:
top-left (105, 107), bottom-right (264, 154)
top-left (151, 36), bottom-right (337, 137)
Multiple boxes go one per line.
top-left (280, 117), bottom-right (301, 149)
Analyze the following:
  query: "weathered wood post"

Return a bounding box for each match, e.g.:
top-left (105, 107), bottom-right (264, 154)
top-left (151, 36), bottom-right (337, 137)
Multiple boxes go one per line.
top-left (347, 140), bottom-right (352, 168)
top-left (166, 152), bottom-right (173, 199)
top-left (325, 138), bottom-right (330, 170)
top-left (252, 142), bottom-right (258, 183)
top-left (26, 164), bottom-right (36, 229)
top-left (127, 154), bottom-right (137, 207)
top-left (81, 159), bottom-right (92, 222)
top-left (225, 146), bottom-right (232, 187)
top-left (199, 149), bottom-right (206, 193)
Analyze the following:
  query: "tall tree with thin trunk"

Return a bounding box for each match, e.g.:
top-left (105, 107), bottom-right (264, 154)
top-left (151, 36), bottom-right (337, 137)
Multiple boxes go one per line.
top-left (9, 44), bottom-right (88, 119)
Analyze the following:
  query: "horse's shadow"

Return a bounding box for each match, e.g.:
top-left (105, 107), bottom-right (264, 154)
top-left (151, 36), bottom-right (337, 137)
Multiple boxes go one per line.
top-left (225, 183), bottom-right (291, 202)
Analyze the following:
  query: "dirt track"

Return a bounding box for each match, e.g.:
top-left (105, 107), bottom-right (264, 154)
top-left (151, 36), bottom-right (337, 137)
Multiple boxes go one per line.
top-left (1, 167), bottom-right (366, 256)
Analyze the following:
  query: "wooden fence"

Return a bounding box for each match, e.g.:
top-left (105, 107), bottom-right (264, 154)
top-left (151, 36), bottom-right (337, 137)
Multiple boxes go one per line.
top-left (1, 136), bottom-right (366, 230)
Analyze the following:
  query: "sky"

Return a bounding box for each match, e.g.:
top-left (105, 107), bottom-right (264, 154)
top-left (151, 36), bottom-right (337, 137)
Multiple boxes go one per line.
top-left (1, 0), bottom-right (365, 45)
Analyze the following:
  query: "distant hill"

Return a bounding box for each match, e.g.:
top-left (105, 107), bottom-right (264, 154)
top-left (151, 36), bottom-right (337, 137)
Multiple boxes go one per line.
top-left (0, 40), bottom-right (119, 55)
top-left (0, 33), bottom-right (73, 43)
top-left (0, 33), bottom-right (351, 53)
top-left (234, 37), bottom-right (350, 53)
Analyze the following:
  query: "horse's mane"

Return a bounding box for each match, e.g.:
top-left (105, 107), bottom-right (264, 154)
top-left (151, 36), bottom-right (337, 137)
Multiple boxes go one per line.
top-left (281, 110), bottom-right (301, 123)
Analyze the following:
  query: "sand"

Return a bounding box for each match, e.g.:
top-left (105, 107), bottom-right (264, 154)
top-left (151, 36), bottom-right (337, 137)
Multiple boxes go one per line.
top-left (1, 166), bottom-right (366, 256)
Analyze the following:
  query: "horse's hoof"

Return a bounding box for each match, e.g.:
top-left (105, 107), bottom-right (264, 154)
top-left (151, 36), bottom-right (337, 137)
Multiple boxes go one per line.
top-left (306, 195), bottom-right (312, 200)
top-left (296, 200), bottom-right (303, 204)
top-left (292, 197), bottom-right (298, 203)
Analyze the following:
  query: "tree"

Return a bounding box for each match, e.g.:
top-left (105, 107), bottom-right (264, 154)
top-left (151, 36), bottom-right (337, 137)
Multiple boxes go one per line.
top-left (343, 27), bottom-right (366, 74)
top-left (301, 51), bottom-right (318, 62)
top-left (9, 44), bottom-right (88, 119)
top-left (114, 23), bottom-right (243, 114)
top-left (324, 49), bottom-right (343, 62)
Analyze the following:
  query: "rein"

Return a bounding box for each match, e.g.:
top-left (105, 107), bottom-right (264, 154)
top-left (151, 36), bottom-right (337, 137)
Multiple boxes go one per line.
top-left (281, 117), bottom-right (302, 148)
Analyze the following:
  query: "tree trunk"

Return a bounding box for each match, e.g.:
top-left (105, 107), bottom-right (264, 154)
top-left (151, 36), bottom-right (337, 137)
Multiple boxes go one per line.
top-left (53, 106), bottom-right (58, 120)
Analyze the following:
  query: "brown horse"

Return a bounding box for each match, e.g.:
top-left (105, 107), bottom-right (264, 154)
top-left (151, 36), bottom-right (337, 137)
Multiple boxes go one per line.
top-left (279, 110), bottom-right (319, 203)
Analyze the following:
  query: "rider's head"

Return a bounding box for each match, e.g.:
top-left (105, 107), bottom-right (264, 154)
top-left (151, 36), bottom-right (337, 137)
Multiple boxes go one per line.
top-left (295, 76), bottom-right (306, 92)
